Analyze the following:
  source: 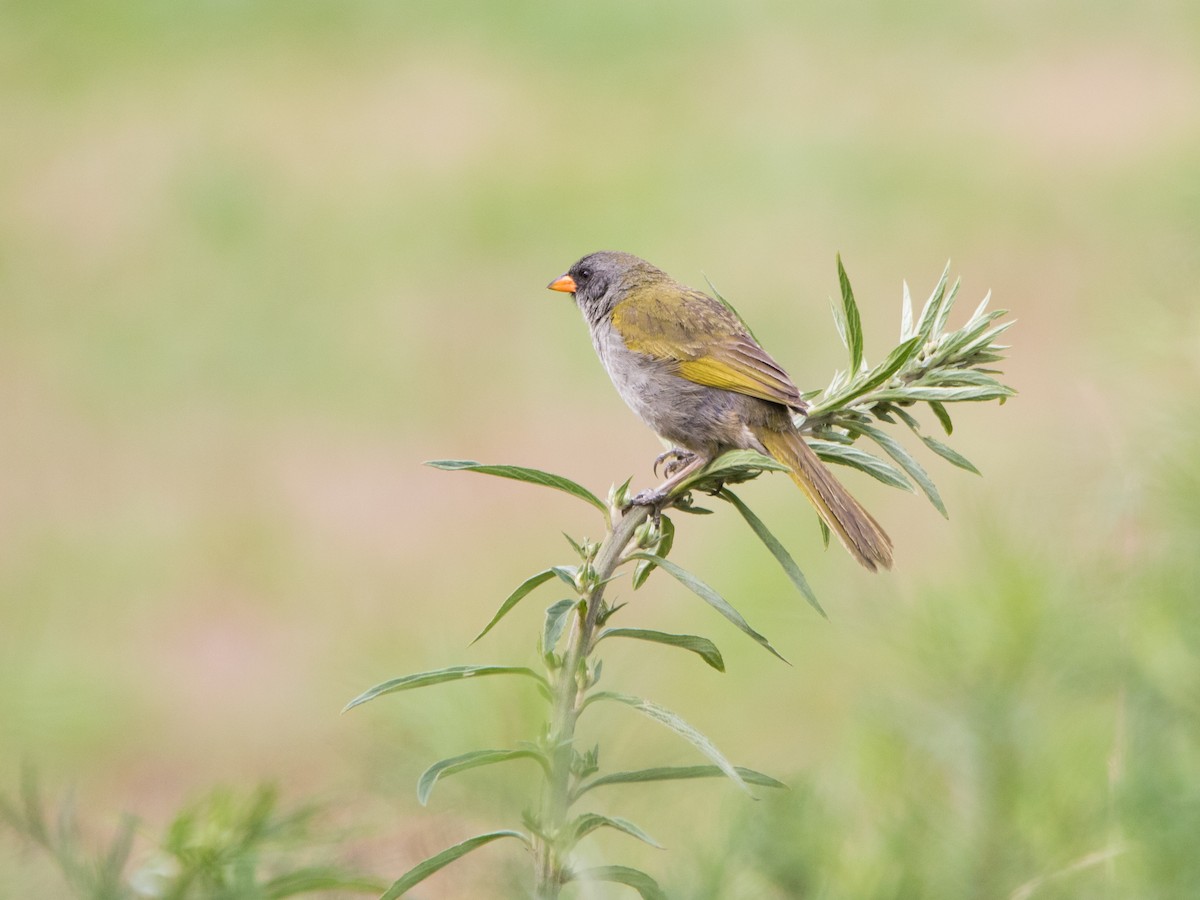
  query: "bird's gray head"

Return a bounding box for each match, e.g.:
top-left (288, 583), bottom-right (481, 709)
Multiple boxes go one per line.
top-left (547, 251), bottom-right (669, 323)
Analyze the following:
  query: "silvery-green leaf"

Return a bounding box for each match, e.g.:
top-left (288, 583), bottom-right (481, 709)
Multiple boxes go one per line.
top-left (625, 553), bottom-right (785, 662)
top-left (808, 440), bottom-right (914, 491)
top-left (929, 401), bottom-right (953, 434)
top-left (900, 279), bottom-right (914, 339)
top-left (837, 253), bottom-right (864, 372)
top-left (588, 692), bottom-right (751, 794)
top-left (575, 765), bottom-right (786, 798)
top-left (344, 665), bottom-right (548, 712)
top-left (919, 434), bottom-right (982, 475)
top-left (471, 569), bottom-right (557, 645)
top-left (853, 423), bottom-right (946, 517)
top-left (380, 831), bottom-right (529, 900)
top-left (718, 489), bottom-right (824, 618)
top-left (569, 813), bottom-right (663, 849)
top-left (914, 262), bottom-right (952, 341)
top-left (597, 627), bottom-right (724, 672)
top-left (426, 460), bottom-right (606, 513)
top-left (871, 384), bottom-right (1014, 403)
top-left (542, 598), bottom-right (577, 654)
top-left (417, 749), bottom-right (548, 807)
top-left (570, 865), bottom-right (665, 900)
top-left (632, 514), bottom-right (675, 590)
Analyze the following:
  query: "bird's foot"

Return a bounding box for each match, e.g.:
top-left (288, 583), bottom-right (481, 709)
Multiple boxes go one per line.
top-left (653, 448), bottom-right (696, 479)
top-left (628, 488), bottom-right (668, 510)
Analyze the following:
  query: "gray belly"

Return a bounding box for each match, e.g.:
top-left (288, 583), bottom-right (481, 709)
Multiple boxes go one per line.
top-left (591, 320), bottom-right (763, 455)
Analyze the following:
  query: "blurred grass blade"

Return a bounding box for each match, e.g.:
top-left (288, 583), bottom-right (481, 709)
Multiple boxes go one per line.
top-left (632, 514), bottom-right (674, 590)
top-left (625, 553), bottom-right (786, 662)
top-left (426, 460), bottom-right (606, 513)
top-left (570, 812), bottom-right (663, 849)
top-left (589, 692), bottom-right (752, 794)
top-left (571, 865), bottom-right (666, 900)
top-left (597, 627), bottom-right (724, 672)
top-left (417, 749), bottom-right (549, 807)
top-left (809, 440), bottom-right (913, 491)
top-left (575, 765), bottom-right (785, 798)
top-left (836, 253), bottom-right (864, 372)
top-left (380, 830), bottom-right (530, 900)
top-left (542, 598), bottom-right (578, 654)
top-left (344, 665), bottom-right (548, 712)
top-left (718, 488), bottom-right (825, 618)
top-left (471, 569), bottom-right (557, 645)
top-left (853, 423), bottom-right (947, 517)
top-left (265, 868), bottom-right (384, 897)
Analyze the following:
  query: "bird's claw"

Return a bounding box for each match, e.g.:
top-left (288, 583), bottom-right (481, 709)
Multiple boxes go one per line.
top-left (628, 488), bottom-right (668, 511)
top-left (653, 448), bottom-right (696, 479)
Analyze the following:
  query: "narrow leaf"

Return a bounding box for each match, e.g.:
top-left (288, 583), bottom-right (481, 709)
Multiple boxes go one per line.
top-left (900, 279), bottom-right (914, 339)
top-left (929, 400), bottom-right (953, 434)
top-left (718, 489), bottom-right (825, 618)
top-left (914, 262), bottom-right (952, 341)
top-left (472, 569), bottom-right (557, 644)
top-left (871, 384), bottom-right (1015, 403)
top-left (807, 336), bottom-right (921, 415)
top-left (632, 514), bottom-right (675, 590)
top-left (344, 665), bottom-right (548, 712)
top-left (597, 627), bottom-right (725, 672)
top-left (265, 868), bottom-right (384, 897)
top-left (589, 692), bottom-right (751, 794)
top-left (704, 275), bottom-right (760, 344)
top-left (570, 813), bottom-right (663, 849)
top-left (853, 423), bottom-right (947, 517)
top-left (625, 553), bottom-right (786, 662)
top-left (918, 434), bottom-right (982, 475)
top-left (576, 765), bottom-right (786, 798)
top-left (571, 865), bottom-right (666, 900)
top-left (837, 253), bottom-right (864, 372)
top-left (426, 460), bottom-right (606, 513)
top-left (818, 517), bottom-right (831, 549)
top-left (808, 440), bottom-right (914, 491)
top-left (675, 448), bottom-right (789, 495)
top-left (828, 295), bottom-right (848, 350)
top-left (380, 830), bottom-right (529, 900)
top-left (542, 598), bottom-right (578, 654)
top-left (418, 749), bottom-right (548, 807)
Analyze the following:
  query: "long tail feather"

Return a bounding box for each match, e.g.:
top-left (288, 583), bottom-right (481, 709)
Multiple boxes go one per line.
top-left (755, 427), bottom-right (893, 571)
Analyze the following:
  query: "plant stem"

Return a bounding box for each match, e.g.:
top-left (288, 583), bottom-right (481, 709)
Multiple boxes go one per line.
top-left (533, 503), bottom-right (651, 899)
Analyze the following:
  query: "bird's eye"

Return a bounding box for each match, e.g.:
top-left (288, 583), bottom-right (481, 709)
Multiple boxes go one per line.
top-left (577, 267), bottom-right (591, 280)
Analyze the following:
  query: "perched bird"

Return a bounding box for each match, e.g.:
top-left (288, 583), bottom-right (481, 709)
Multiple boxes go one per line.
top-left (548, 251), bottom-right (892, 571)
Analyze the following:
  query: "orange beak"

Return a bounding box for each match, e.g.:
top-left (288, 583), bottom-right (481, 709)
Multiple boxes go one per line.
top-left (547, 273), bottom-right (577, 293)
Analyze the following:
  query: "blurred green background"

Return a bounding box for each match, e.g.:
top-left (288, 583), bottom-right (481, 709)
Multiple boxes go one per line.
top-left (3, 1), bottom-right (1199, 896)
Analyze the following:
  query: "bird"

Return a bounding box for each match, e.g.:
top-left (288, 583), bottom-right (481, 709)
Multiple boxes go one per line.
top-left (547, 250), bottom-right (892, 571)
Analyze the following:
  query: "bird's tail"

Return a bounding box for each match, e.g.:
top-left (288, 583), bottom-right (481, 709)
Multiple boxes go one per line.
top-left (754, 426), bottom-right (893, 572)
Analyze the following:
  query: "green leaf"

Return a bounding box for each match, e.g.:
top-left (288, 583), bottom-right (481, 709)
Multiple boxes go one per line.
top-left (807, 336), bottom-right (921, 415)
top-left (426, 460), bottom-right (606, 513)
top-left (632, 514), bottom-right (675, 590)
top-left (674, 448), bottom-right (789, 495)
top-left (597, 627), bottom-right (725, 672)
top-left (718, 489), bottom-right (825, 618)
top-left (900, 279), bottom-right (914, 339)
top-left (344, 665), bottom-right (548, 712)
top-left (837, 253), bottom-right (864, 372)
top-left (818, 517), bottom-right (831, 549)
top-left (929, 400), bottom-right (954, 434)
top-left (380, 830), bottom-right (529, 900)
top-left (704, 275), bottom-right (760, 345)
top-left (576, 765), bottom-right (786, 798)
top-left (853, 423), bottom-right (947, 517)
top-left (588, 692), bottom-right (752, 794)
top-left (808, 440), bottom-right (914, 491)
top-left (625, 553), bottom-right (786, 662)
top-left (828, 295), bottom-right (848, 351)
top-left (265, 868), bottom-right (384, 897)
top-left (871, 384), bottom-right (1014, 403)
top-left (471, 569), bottom-right (557, 645)
top-left (914, 262), bottom-right (952, 341)
top-left (918, 434), bottom-right (982, 475)
top-left (542, 598), bottom-right (578, 654)
top-left (570, 813), bottom-right (663, 849)
top-left (417, 749), bottom-right (548, 807)
top-left (571, 865), bottom-right (666, 900)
